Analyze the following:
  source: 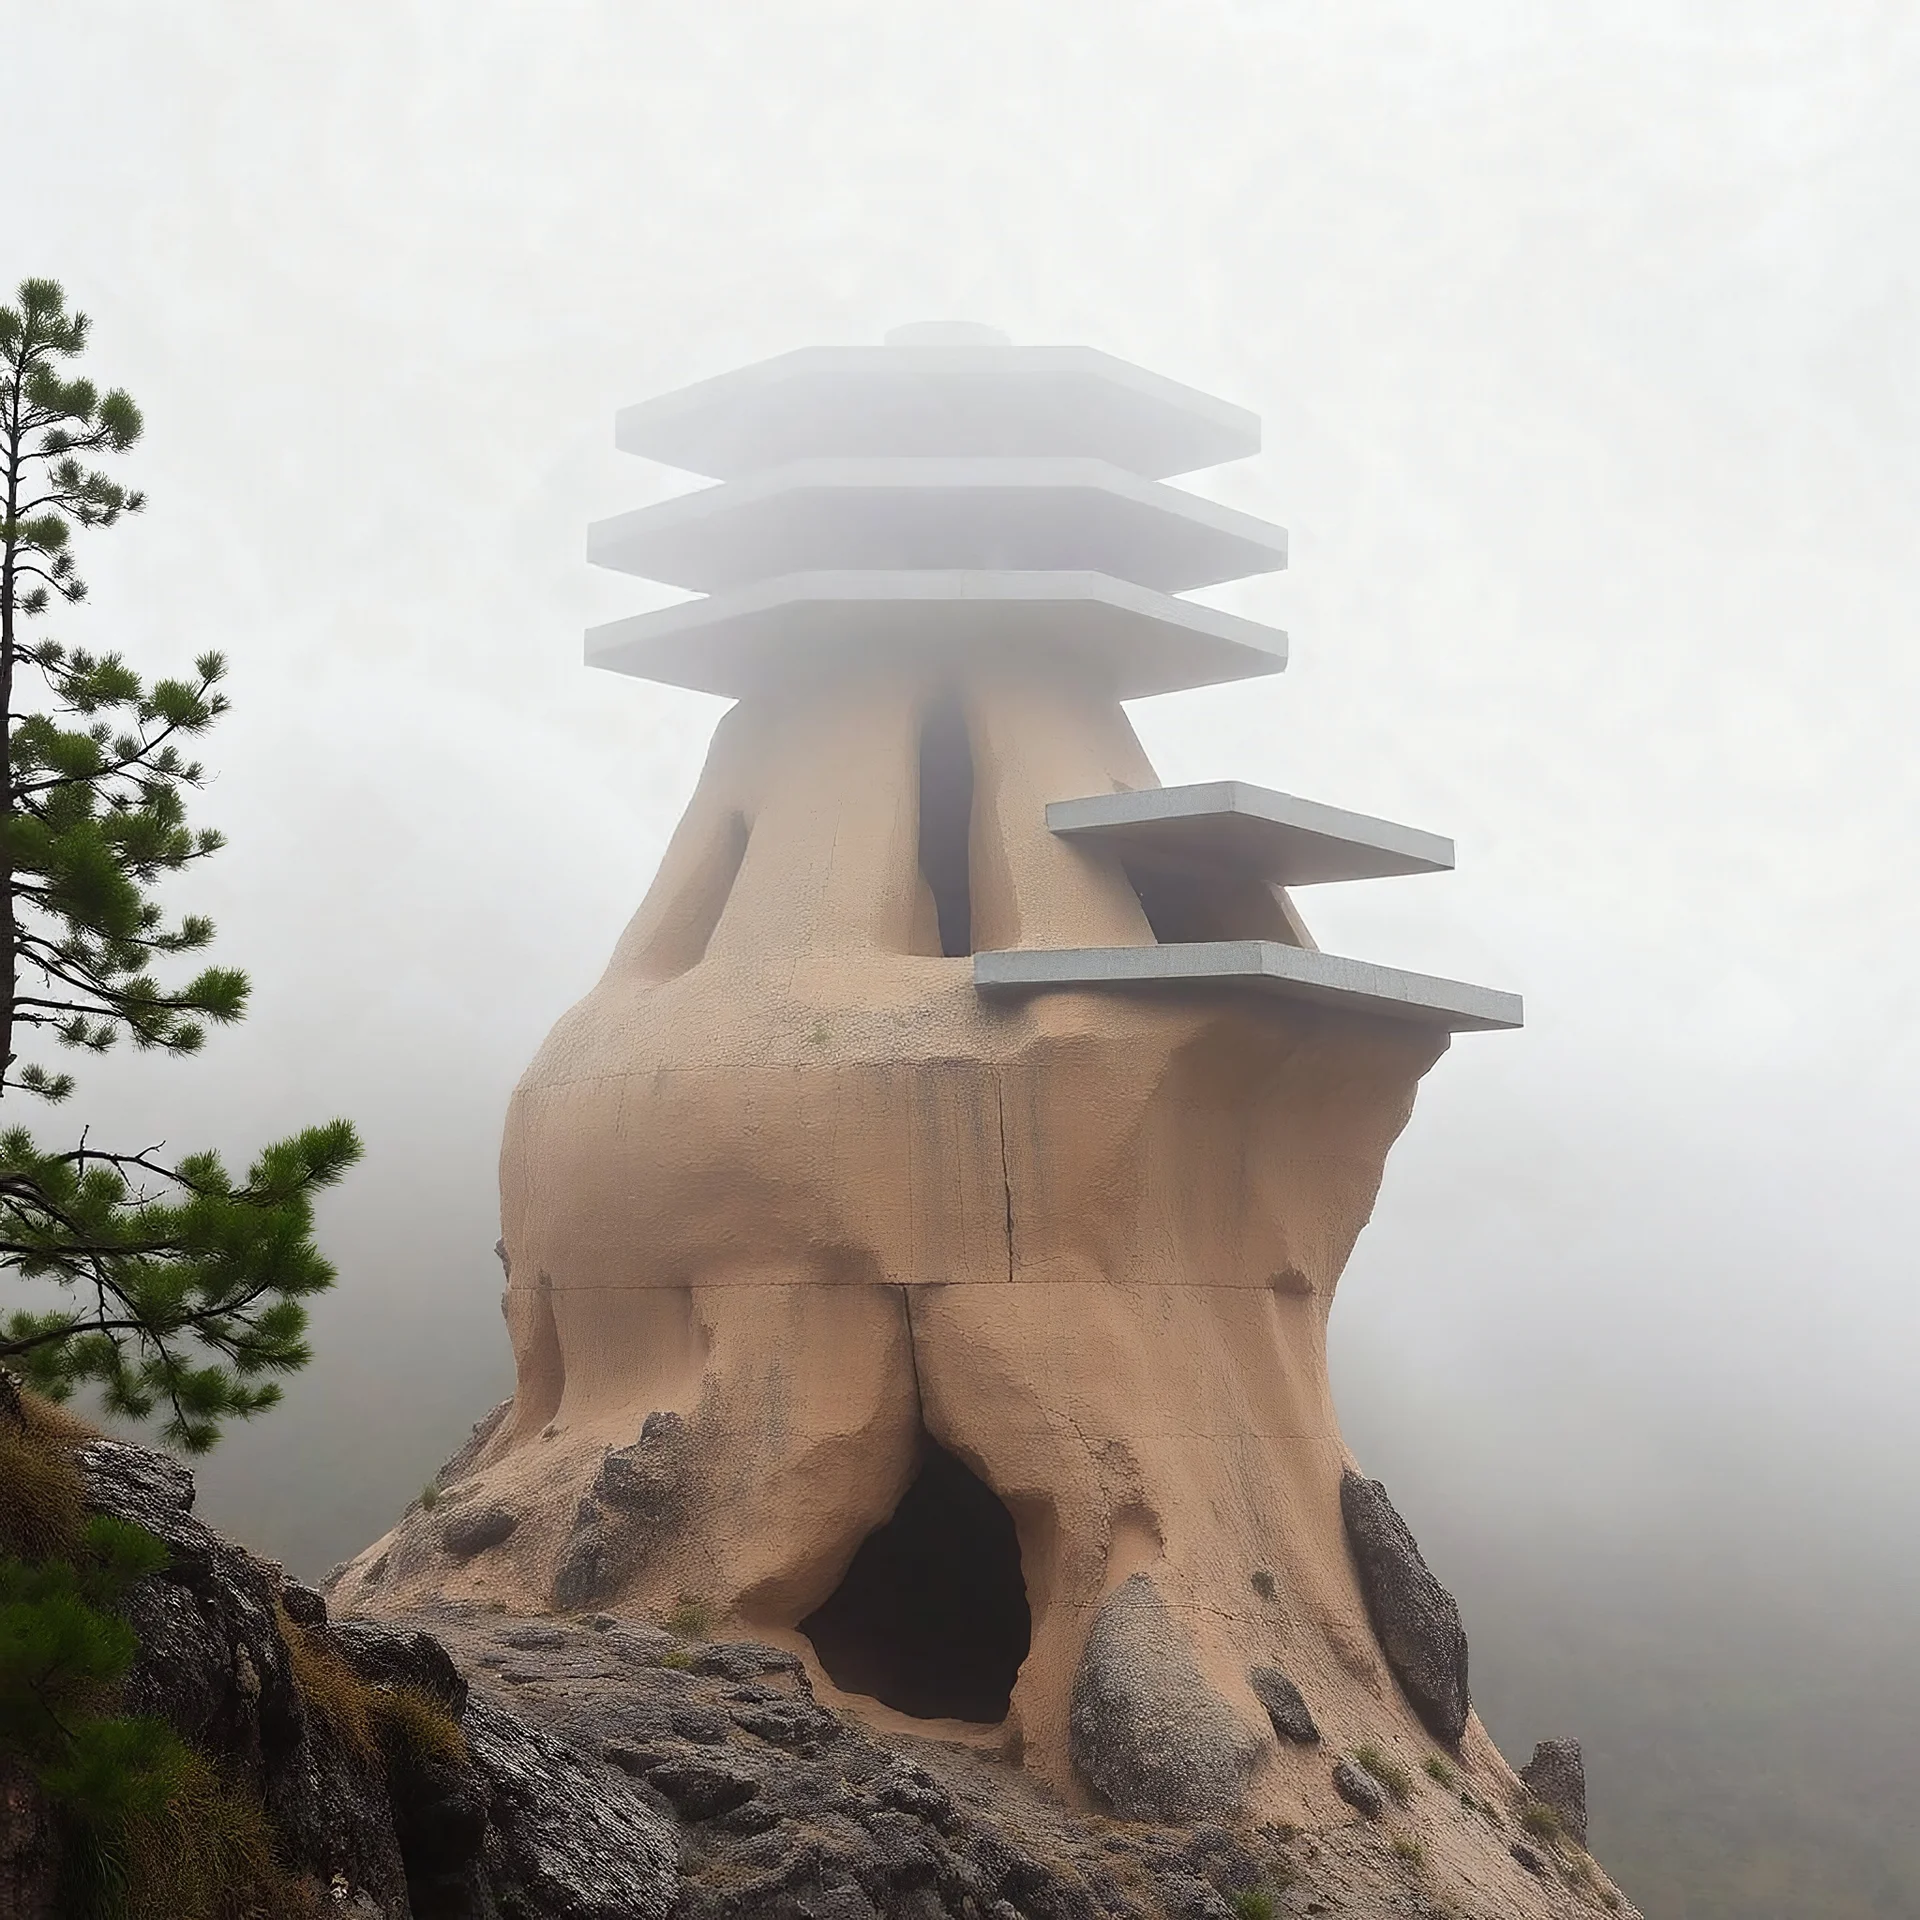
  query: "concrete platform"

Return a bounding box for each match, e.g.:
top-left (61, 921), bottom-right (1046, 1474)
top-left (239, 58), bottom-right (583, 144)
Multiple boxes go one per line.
top-left (615, 343), bottom-right (1261, 480)
top-left (588, 458), bottom-right (1287, 594)
top-left (586, 570), bottom-right (1287, 700)
top-left (973, 940), bottom-right (1521, 1032)
top-left (1046, 782), bottom-right (1452, 884)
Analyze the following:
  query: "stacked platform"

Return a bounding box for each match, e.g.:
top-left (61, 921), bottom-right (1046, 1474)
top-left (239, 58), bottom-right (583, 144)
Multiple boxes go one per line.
top-left (591, 325), bottom-right (1520, 1035)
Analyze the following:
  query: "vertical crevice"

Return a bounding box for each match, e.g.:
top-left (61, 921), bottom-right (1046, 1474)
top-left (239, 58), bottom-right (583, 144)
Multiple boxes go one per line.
top-left (635, 810), bottom-right (751, 979)
top-left (916, 691), bottom-right (974, 957)
top-left (995, 1074), bottom-right (1015, 1285)
top-left (899, 1284), bottom-right (925, 1421)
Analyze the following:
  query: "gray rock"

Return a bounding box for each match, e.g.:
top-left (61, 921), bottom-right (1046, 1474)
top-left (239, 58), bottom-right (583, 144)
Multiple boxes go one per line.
top-left (441, 1500), bottom-right (519, 1560)
top-left (281, 1580), bottom-right (329, 1628)
top-left (1339, 1470), bottom-right (1470, 1746)
top-left (640, 1752), bottom-right (762, 1819)
top-left (433, 1396), bottom-right (513, 1488)
top-left (1510, 1841), bottom-right (1549, 1877)
top-left (1248, 1664), bottom-right (1320, 1744)
top-left (553, 1411), bottom-right (693, 1610)
top-left (1331, 1759), bottom-right (1384, 1819)
top-left (1067, 1572), bottom-right (1264, 1822)
top-left (1520, 1737), bottom-right (1588, 1846)
top-left (463, 1689), bottom-right (677, 1920)
top-left (691, 1639), bottom-right (807, 1682)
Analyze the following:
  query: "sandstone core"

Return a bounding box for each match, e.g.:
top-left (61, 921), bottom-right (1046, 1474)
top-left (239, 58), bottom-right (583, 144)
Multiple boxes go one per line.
top-left (337, 332), bottom-right (1545, 1847)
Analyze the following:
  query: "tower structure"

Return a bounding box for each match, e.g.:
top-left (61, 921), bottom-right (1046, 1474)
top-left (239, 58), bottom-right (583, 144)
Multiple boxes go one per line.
top-left (339, 325), bottom-right (1527, 1832)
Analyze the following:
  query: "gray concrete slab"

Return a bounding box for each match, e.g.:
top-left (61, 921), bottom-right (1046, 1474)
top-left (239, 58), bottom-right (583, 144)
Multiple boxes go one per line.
top-left (1045, 782), bottom-right (1453, 884)
top-left (587, 458), bottom-right (1287, 594)
top-left (614, 343), bottom-right (1261, 479)
top-left (972, 941), bottom-right (1522, 1032)
top-left (586, 570), bottom-right (1287, 700)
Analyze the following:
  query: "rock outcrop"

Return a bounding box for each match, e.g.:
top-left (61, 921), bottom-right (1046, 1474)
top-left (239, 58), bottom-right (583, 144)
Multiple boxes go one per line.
top-left (1520, 1739), bottom-right (1589, 1848)
top-left (1067, 1573), bottom-right (1265, 1822)
top-left (1339, 1471), bottom-right (1472, 1746)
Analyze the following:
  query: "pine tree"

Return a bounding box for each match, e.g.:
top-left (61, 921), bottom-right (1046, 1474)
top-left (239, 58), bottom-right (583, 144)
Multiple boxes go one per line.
top-left (0, 278), bottom-right (361, 1450)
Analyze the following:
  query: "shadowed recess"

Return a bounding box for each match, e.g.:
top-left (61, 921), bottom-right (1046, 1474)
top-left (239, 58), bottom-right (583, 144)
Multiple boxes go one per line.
top-left (917, 692), bottom-right (974, 957)
top-left (801, 1441), bottom-right (1029, 1724)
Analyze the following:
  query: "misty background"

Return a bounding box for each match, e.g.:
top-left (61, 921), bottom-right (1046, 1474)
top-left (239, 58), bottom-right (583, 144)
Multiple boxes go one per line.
top-left (11, 5), bottom-right (1919, 1914)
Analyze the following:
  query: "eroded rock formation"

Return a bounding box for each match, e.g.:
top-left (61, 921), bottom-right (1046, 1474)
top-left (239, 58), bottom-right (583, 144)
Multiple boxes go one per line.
top-left (329, 334), bottom-right (1597, 1909)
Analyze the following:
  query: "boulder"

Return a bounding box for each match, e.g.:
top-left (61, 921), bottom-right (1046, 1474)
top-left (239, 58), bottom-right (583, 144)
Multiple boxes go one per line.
top-left (1247, 1665), bottom-right (1320, 1745)
top-left (553, 1411), bottom-right (692, 1610)
top-left (1338, 1471), bottom-right (1470, 1745)
top-left (1331, 1759), bottom-right (1384, 1819)
top-left (1068, 1573), bottom-right (1264, 1822)
top-left (441, 1501), bottom-right (519, 1560)
top-left (1521, 1736), bottom-right (1588, 1846)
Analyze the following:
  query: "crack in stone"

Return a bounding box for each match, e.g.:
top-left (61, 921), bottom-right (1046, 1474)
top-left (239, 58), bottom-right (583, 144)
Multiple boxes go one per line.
top-left (994, 1071), bottom-right (1016, 1284)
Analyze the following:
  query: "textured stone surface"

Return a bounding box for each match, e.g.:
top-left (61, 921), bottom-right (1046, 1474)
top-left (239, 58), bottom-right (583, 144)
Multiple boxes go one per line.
top-left (1339, 1470), bottom-right (1471, 1745)
top-left (1331, 1759), bottom-right (1384, 1819)
top-left (1068, 1573), bottom-right (1264, 1822)
top-left (1247, 1664), bottom-right (1320, 1745)
top-left (1520, 1738), bottom-right (1588, 1847)
top-left (462, 1691), bottom-right (677, 1920)
top-left (440, 1501), bottom-right (519, 1561)
top-left (552, 1411), bottom-right (693, 1610)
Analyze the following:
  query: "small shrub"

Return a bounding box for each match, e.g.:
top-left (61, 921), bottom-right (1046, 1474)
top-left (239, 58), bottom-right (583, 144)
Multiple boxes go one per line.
top-left (1390, 1834), bottom-right (1425, 1868)
top-left (1231, 1891), bottom-right (1276, 1920)
top-left (1352, 1741), bottom-right (1413, 1804)
top-left (1602, 1892), bottom-right (1620, 1911)
top-left (1424, 1753), bottom-right (1456, 1788)
top-left (1520, 1800), bottom-right (1564, 1845)
top-left (1249, 1568), bottom-right (1276, 1601)
top-left (418, 1483), bottom-right (439, 1512)
top-left (665, 1593), bottom-right (711, 1640)
top-left (655, 1646), bottom-right (694, 1671)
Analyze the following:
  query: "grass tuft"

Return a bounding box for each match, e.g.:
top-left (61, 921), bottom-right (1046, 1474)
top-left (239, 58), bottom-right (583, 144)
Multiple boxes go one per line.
top-left (114, 1746), bottom-right (313, 1920)
top-left (280, 1608), bottom-right (465, 1772)
top-left (418, 1483), bottom-right (439, 1512)
top-left (1520, 1800), bottom-right (1564, 1845)
top-left (665, 1593), bottom-right (712, 1640)
top-left (1390, 1833), bottom-right (1425, 1868)
top-left (1352, 1741), bottom-right (1413, 1804)
top-left (0, 1391), bottom-right (90, 1563)
top-left (1423, 1753), bottom-right (1456, 1788)
top-left (1231, 1892), bottom-right (1277, 1920)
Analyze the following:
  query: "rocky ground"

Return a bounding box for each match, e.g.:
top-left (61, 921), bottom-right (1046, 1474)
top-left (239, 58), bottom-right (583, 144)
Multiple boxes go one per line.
top-left (1, 1424), bottom-right (1639, 1920)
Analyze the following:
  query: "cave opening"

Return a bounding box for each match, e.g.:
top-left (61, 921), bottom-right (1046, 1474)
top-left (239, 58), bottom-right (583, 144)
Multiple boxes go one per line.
top-left (800, 1440), bottom-right (1030, 1724)
top-left (917, 692), bottom-right (975, 957)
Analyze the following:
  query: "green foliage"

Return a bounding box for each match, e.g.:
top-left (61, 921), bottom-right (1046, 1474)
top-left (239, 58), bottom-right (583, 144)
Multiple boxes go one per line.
top-left (0, 278), bottom-right (361, 1450)
top-left (665, 1592), bottom-right (712, 1640)
top-left (0, 1507), bottom-right (183, 1851)
top-left (1230, 1891), bottom-right (1277, 1920)
top-left (418, 1482), bottom-right (439, 1512)
top-left (1352, 1740), bottom-right (1414, 1804)
top-left (1521, 1799), bottom-right (1565, 1845)
top-left (1390, 1833), bottom-right (1425, 1868)
top-left (1423, 1752), bottom-right (1456, 1788)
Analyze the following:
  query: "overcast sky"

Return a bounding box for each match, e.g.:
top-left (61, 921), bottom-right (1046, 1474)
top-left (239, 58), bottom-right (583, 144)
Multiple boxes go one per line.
top-left (11, 0), bottom-right (1917, 1665)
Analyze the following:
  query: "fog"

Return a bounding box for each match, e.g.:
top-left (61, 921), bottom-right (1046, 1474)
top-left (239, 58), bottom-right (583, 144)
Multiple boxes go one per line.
top-left (13, 5), bottom-right (1919, 1913)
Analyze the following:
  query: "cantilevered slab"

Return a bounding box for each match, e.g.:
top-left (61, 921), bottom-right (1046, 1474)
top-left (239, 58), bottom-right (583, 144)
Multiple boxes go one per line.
top-left (1046, 782), bottom-right (1452, 885)
top-left (615, 345), bottom-right (1261, 480)
top-left (588, 459), bottom-right (1288, 594)
top-left (974, 941), bottom-right (1521, 1032)
top-left (587, 571), bottom-right (1287, 700)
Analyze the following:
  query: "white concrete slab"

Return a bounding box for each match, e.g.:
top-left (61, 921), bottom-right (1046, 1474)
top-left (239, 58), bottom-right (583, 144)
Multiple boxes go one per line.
top-left (587, 459), bottom-right (1288, 594)
top-left (615, 344), bottom-right (1261, 479)
top-left (973, 941), bottom-right (1522, 1032)
top-left (1046, 782), bottom-right (1453, 884)
top-left (586, 571), bottom-right (1287, 700)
